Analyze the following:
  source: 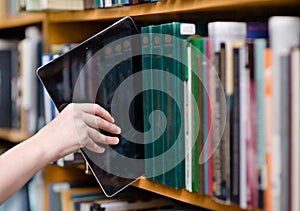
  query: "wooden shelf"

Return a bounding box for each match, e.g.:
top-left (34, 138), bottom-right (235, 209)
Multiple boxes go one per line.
top-left (45, 0), bottom-right (299, 23)
top-left (0, 12), bottom-right (45, 29)
top-left (132, 177), bottom-right (260, 211)
top-left (0, 128), bottom-right (31, 143)
top-left (0, 0), bottom-right (296, 27)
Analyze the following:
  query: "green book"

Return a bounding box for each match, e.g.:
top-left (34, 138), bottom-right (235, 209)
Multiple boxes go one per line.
top-left (141, 26), bottom-right (154, 181)
top-left (188, 35), bottom-right (203, 193)
top-left (150, 24), bottom-right (165, 184)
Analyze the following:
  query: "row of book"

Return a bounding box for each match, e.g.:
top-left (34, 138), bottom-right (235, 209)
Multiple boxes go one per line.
top-left (0, 26), bottom-right (43, 134)
top-left (140, 16), bottom-right (300, 211)
top-left (0, 0), bottom-right (158, 16)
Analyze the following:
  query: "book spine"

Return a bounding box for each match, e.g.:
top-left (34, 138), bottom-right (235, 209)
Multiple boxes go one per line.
top-left (161, 23), bottom-right (177, 188)
top-left (230, 47), bottom-right (240, 204)
top-left (184, 43), bottom-right (193, 192)
top-left (253, 38), bottom-right (267, 209)
top-left (212, 51), bottom-right (222, 200)
top-left (290, 47), bottom-right (300, 211)
top-left (141, 26), bottom-right (153, 181)
top-left (219, 42), bottom-right (228, 201)
top-left (189, 36), bottom-right (202, 193)
top-left (279, 54), bottom-right (290, 211)
top-left (239, 45), bottom-right (247, 209)
top-left (150, 24), bottom-right (164, 184)
top-left (245, 41), bottom-right (258, 208)
top-left (263, 48), bottom-right (272, 211)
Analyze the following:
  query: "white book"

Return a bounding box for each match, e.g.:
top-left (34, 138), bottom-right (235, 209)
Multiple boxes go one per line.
top-left (184, 45), bottom-right (192, 192)
top-left (290, 47), bottom-right (300, 211)
top-left (269, 16), bottom-right (300, 211)
top-left (239, 46), bottom-right (248, 209)
top-left (40, 0), bottom-right (84, 10)
top-left (20, 26), bottom-right (41, 134)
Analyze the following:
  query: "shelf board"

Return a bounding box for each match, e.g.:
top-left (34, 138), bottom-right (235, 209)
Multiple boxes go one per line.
top-left (0, 128), bottom-right (32, 143)
top-left (46, 0), bottom-right (299, 23)
top-left (0, 12), bottom-right (45, 29)
top-left (132, 177), bottom-right (260, 211)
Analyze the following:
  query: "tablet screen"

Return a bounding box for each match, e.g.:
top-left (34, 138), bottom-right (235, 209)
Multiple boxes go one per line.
top-left (37, 16), bottom-right (144, 197)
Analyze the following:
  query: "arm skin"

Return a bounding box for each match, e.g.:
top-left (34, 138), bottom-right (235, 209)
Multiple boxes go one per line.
top-left (0, 103), bottom-right (121, 204)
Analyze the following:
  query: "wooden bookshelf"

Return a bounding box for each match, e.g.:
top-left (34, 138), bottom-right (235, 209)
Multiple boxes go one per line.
top-left (45, 0), bottom-right (299, 23)
top-left (0, 0), bottom-right (299, 210)
top-left (133, 177), bottom-right (260, 211)
top-left (0, 12), bottom-right (45, 29)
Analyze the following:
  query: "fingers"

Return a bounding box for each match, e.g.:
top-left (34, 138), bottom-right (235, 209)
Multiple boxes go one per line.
top-left (77, 103), bottom-right (115, 123)
top-left (88, 127), bottom-right (119, 145)
top-left (83, 137), bottom-right (106, 153)
top-left (83, 128), bottom-right (119, 153)
top-left (83, 113), bottom-right (121, 135)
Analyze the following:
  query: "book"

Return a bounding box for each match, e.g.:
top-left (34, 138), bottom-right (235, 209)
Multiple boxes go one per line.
top-left (253, 38), bottom-right (267, 209)
top-left (278, 53), bottom-right (290, 211)
top-left (290, 47), bottom-right (300, 211)
top-left (185, 35), bottom-right (202, 193)
top-left (184, 42), bottom-right (193, 192)
top-left (268, 16), bottom-right (300, 211)
top-left (40, 0), bottom-right (85, 10)
top-left (238, 45), bottom-right (247, 209)
top-left (245, 41), bottom-right (258, 208)
top-left (141, 25), bottom-right (154, 183)
top-left (0, 43), bottom-right (14, 128)
top-left (41, 54), bottom-right (56, 125)
top-left (263, 48), bottom-right (272, 211)
top-left (19, 26), bottom-right (42, 134)
top-left (150, 24), bottom-right (164, 184)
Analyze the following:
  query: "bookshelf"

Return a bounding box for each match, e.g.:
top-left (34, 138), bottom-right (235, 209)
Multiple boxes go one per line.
top-left (0, 0), bottom-right (299, 210)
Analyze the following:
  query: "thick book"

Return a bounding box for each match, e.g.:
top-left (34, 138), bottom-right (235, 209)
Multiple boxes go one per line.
top-left (150, 24), bottom-right (165, 184)
top-left (0, 49), bottom-right (13, 128)
top-left (0, 39), bottom-right (19, 129)
top-left (269, 16), bottom-right (300, 211)
top-left (141, 25), bottom-right (154, 183)
top-left (290, 47), bottom-right (300, 211)
top-left (188, 35), bottom-right (203, 193)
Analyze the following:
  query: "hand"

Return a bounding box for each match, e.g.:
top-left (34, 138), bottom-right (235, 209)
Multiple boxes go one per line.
top-left (39, 103), bottom-right (121, 161)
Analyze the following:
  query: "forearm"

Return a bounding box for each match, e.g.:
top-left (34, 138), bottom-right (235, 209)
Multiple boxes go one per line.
top-left (0, 132), bottom-right (53, 204)
top-left (0, 103), bottom-right (120, 204)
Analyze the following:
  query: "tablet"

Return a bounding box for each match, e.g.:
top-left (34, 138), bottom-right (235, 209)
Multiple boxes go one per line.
top-left (37, 16), bottom-right (144, 197)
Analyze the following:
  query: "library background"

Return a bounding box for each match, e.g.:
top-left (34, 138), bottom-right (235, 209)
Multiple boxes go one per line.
top-left (0, 0), bottom-right (300, 210)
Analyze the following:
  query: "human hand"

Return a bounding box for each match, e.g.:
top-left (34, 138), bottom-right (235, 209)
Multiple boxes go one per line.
top-left (39, 103), bottom-right (121, 161)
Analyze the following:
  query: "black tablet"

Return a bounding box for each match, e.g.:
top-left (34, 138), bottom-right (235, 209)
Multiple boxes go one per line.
top-left (37, 16), bottom-right (144, 197)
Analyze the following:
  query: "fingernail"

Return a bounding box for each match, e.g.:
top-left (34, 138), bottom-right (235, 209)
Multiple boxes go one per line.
top-left (116, 125), bottom-right (121, 134)
top-left (113, 137), bottom-right (119, 144)
top-left (98, 147), bottom-right (105, 153)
